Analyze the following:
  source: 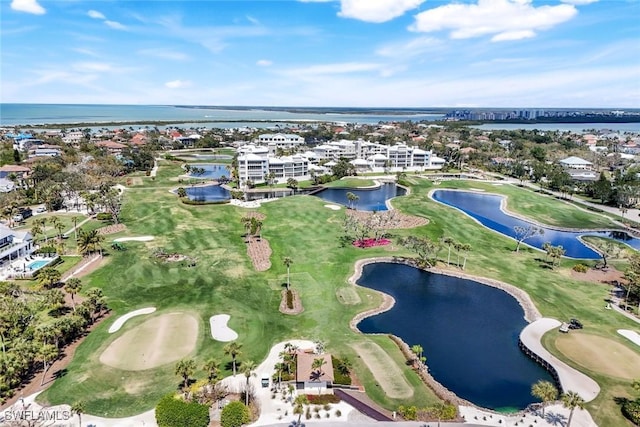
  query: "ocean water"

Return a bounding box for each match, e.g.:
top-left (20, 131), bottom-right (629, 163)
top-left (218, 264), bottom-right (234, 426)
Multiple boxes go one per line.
top-left (0, 104), bottom-right (443, 127)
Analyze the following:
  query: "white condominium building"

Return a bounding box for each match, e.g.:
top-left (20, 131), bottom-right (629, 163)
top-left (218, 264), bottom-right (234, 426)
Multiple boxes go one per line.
top-left (256, 133), bottom-right (305, 149)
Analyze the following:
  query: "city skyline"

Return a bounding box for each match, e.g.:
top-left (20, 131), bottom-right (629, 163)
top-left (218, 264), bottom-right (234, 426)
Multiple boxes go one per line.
top-left (1, 0), bottom-right (639, 108)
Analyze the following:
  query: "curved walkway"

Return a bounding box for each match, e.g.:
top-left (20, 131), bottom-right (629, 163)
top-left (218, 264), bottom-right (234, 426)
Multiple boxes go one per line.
top-left (519, 318), bottom-right (600, 402)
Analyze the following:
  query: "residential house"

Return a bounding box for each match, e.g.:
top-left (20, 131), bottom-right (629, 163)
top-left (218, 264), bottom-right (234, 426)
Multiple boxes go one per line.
top-left (0, 225), bottom-right (34, 269)
top-left (0, 164), bottom-right (30, 180)
top-left (559, 156), bottom-right (593, 170)
top-left (95, 140), bottom-right (127, 155)
top-left (295, 352), bottom-right (334, 392)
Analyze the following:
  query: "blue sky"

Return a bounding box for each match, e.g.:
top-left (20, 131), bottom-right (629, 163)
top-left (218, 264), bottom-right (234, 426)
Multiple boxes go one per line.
top-left (1, 0), bottom-right (639, 107)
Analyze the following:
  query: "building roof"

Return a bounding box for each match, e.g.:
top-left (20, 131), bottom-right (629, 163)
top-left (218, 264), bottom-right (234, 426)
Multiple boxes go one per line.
top-left (96, 141), bottom-right (127, 149)
top-left (560, 156), bottom-right (592, 165)
top-left (296, 352), bottom-right (334, 383)
top-left (0, 165), bottom-right (31, 173)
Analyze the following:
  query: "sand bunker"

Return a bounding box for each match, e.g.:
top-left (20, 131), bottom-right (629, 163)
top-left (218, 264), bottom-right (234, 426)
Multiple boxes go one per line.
top-left (108, 307), bottom-right (156, 333)
top-left (100, 312), bottom-right (198, 371)
top-left (556, 332), bottom-right (640, 380)
top-left (352, 341), bottom-right (413, 399)
top-left (209, 314), bottom-right (238, 342)
top-left (618, 329), bottom-right (640, 347)
top-left (113, 236), bottom-right (155, 242)
top-left (324, 204), bottom-right (341, 210)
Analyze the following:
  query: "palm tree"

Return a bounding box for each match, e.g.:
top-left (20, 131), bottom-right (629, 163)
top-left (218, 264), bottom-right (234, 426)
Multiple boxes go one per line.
top-left (64, 278), bottom-right (82, 311)
top-left (34, 217), bottom-right (48, 243)
top-left (203, 358), bottom-right (220, 384)
top-left (224, 342), bottom-right (243, 376)
top-left (38, 267), bottom-right (61, 289)
top-left (31, 224), bottom-right (43, 245)
top-left (293, 394), bottom-right (309, 426)
top-left (346, 192), bottom-right (358, 210)
top-left (177, 187), bottom-right (187, 198)
top-left (311, 357), bottom-right (327, 394)
top-left (411, 344), bottom-right (426, 364)
top-left (70, 400), bottom-right (85, 427)
top-left (49, 216), bottom-right (62, 239)
top-left (531, 380), bottom-right (558, 417)
top-left (460, 243), bottom-right (472, 270)
top-left (241, 216), bottom-right (252, 242)
top-left (283, 257), bottom-right (293, 290)
top-left (36, 343), bottom-right (59, 385)
top-left (76, 229), bottom-right (104, 256)
top-left (441, 236), bottom-right (455, 266)
top-left (71, 216), bottom-right (80, 242)
top-left (561, 391), bottom-right (585, 427)
top-left (54, 221), bottom-right (65, 241)
top-left (242, 360), bottom-right (257, 405)
top-left (175, 358), bottom-right (196, 390)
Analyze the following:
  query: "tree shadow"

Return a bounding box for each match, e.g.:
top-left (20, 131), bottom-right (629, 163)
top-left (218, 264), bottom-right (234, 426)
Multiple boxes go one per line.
top-left (544, 410), bottom-right (568, 426)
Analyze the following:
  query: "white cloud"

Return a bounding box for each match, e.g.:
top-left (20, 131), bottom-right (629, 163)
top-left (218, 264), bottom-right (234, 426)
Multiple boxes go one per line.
top-left (71, 48), bottom-right (100, 57)
top-left (410, 0), bottom-right (578, 41)
top-left (257, 59), bottom-right (273, 67)
top-left (165, 80), bottom-right (191, 89)
top-left (284, 62), bottom-right (382, 76)
top-left (87, 10), bottom-right (106, 20)
top-left (10, 0), bottom-right (45, 15)
top-left (376, 36), bottom-right (444, 58)
top-left (561, 0), bottom-right (598, 4)
top-left (72, 62), bottom-right (113, 73)
top-left (338, 0), bottom-right (425, 23)
top-left (246, 15), bottom-right (260, 25)
top-left (138, 48), bottom-right (189, 61)
top-left (105, 20), bottom-right (127, 30)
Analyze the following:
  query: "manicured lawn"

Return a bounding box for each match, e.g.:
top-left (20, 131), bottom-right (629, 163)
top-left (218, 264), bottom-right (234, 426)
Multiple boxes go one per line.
top-left (38, 168), bottom-right (639, 427)
top-left (323, 178), bottom-right (376, 188)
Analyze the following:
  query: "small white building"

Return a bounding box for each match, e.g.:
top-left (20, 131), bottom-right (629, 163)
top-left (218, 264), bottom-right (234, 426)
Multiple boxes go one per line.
top-left (0, 225), bottom-right (34, 269)
top-left (560, 156), bottom-right (593, 170)
top-left (256, 133), bottom-right (304, 149)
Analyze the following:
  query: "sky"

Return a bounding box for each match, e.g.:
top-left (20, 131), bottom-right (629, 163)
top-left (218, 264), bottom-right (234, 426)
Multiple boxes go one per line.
top-left (1, 0), bottom-right (639, 108)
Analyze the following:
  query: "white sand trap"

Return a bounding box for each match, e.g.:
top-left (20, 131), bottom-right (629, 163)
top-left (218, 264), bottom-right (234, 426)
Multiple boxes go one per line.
top-left (618, 329), bottom-right (640, 347)
top-left (113, 236), bottom-right (155, 242)
top-left (109, 307), bottom-right (156, 333)
top-left (100, 312), bottom-right (198, 370)
top-left (210, 314), bottom-right (238, 342)
top-left (324, 204), bottom-right (341, 210)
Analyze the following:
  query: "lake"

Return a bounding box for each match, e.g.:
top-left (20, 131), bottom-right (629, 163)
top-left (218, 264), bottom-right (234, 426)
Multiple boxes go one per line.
top-left (356, 262), bottom-right (555, 411)
top-left (432, 189), bottom-right (640, 259)
top-left (313, 183), bottom-right (406, 211)
top-left (184, 185), bottom-right (230, 202)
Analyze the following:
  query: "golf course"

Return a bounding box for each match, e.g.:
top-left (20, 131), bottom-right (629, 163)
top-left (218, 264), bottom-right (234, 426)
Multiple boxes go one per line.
top-left (37, 160), bottom-right (640, 426)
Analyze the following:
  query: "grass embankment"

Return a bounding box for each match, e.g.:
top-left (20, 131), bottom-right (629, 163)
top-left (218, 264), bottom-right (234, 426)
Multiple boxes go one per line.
top-left (323, 178), bottom-right (376, 188)
top-left (40, 167), bottom-right (639, 426)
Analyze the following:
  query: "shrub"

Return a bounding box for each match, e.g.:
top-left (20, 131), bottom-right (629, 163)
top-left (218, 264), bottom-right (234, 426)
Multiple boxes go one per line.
top-left (34, 246), bottom-right (57, 255)
top-left (221, 401), bottom-right (250, 427)
top-left (572, 263), bottom-right (588, 273)
top-left (306, 394), bottom-right (340, 405)
top-left (96, 212), bottom-right (113, 221)
top-left (332, 356), bottom-right (352, 385)
top-left (622, 398), bottom-right (640, 425)
top-left (155, 393), bottom-right (210, 427)
top-left (286, 290), bottom-right (294, 309)
top-left (335, 409), bottom-right (342, 417)
top-left (398, 405), bottom-right (417, 420)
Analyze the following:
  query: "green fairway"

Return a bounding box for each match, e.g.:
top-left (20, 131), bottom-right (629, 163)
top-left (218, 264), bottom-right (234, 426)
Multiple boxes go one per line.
top-left (38, 161), bottom-right (639, 426)
top-left (323, 178), bottom-right (376, 188)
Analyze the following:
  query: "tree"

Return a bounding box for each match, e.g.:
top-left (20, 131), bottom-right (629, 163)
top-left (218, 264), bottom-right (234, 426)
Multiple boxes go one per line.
top-left (177, 187), bottom-right (187, 198)
top-left (70, 400), bottom-right (85, 427)
top-left (400, 236), bottom-right (440, 268)
top-left (562, 391), bottom-right (585, 427)
top-left (156, 393), bottom-right (210, 427)
top-left (36, 343), bottom-right (58, 385)
top-left (513, 225), bottom-right (544, 252)
top-left (64, 278), bottom-right (82, 311)
top-left (283, 257), bottom-right (293, 290)
top-left (293, 394), bottom-right (310, 426)
top-left (220, 401), bottom-right (250, 427)
top-left (440, 236), bottom-right (455, 266)
top-left (37, 267), bottom-right (61, 290)
top-left (31, 224), bottom-right (43, 245)
top-left (411, 344), bottom-right (426, 365)
top-left (531, 380), bottom-right (558, 417)
top-left (203, 358), bottom-right (220, 384)
top-left (242, 360), bottom-right (257, 405)
top-left (224, 342), bottom-right (243, 376)
top-left (175, 358), bottom-right (196, 390)
top-left (460, 243), bottom-right (472, 270)
top-left (346, 192), bottom-right (359, 210)
top-left (76, 229), bottom-right (104, 256)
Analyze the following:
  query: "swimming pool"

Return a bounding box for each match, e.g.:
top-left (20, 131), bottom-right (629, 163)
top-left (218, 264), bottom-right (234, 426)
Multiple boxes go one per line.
top-left (28, 259), bottom-right (51, 270)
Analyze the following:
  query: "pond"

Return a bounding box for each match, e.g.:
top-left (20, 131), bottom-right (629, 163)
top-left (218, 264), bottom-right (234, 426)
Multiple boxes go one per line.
top-left (188, 163), bottom-right (229, 180)
top-left (356, 262), bottom-right (555, 411)
top-left (184, 185), bottom-right (230, 202)
top-left (432, 189), bottom-right (640, 259)
top-left (313, 182), bottom-right (406, 211)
